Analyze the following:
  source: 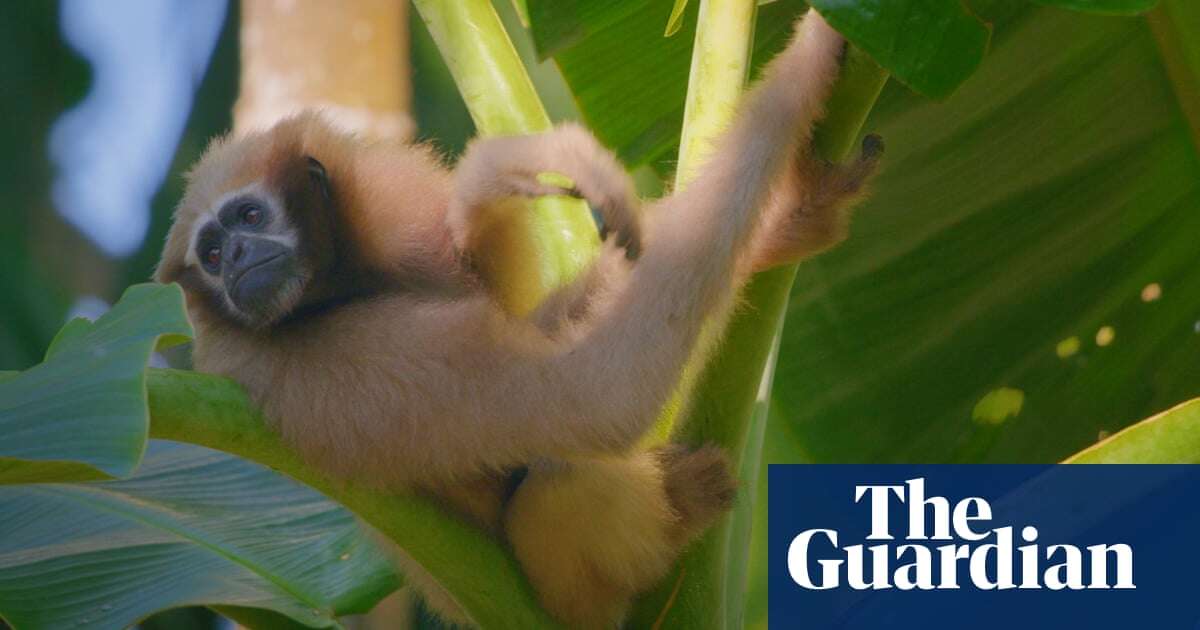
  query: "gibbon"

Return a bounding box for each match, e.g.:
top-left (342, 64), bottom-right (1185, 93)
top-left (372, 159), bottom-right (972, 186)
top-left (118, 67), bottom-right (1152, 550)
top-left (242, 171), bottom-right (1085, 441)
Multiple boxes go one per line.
top-left (155, 10), bottom-right (879, 628)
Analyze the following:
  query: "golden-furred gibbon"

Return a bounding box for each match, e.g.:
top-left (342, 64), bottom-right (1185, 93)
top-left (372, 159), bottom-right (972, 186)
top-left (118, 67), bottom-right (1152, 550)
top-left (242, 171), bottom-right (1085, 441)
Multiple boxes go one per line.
top-left (155, 9), bottom-right (879, 628)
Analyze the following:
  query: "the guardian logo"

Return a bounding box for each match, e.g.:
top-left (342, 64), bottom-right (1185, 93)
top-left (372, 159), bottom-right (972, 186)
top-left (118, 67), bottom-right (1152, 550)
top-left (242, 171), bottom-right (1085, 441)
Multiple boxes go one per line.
top-left (787, 478), bottom-right (1135, 591)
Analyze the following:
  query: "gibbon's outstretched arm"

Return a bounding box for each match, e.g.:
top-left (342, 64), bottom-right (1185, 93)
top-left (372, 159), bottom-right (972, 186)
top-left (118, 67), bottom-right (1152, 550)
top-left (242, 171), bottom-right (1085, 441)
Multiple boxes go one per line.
top-left (156, 11), bottom-right (846, 485)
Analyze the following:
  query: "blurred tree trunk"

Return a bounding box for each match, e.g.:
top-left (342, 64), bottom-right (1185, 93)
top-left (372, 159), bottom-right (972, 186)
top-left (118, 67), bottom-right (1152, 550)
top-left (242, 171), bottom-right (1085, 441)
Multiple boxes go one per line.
top-left (234, 0), bottom-right (413, 140)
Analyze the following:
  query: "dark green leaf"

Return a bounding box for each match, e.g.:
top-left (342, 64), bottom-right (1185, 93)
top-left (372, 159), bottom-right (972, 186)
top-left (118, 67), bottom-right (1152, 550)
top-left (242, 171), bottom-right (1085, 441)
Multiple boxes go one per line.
top-left (809, 0), bottom-right (991, 98)
top-left (525, 0), bottom-right (653, 59)
top-left (0, 440), bottom-right (398, 630)
top-left (0, 284), bottom-right (192, 483)
top-left (774, 6), bottom-right (1200, 469)
top-left (743, 4), bottom-right (1200, 625)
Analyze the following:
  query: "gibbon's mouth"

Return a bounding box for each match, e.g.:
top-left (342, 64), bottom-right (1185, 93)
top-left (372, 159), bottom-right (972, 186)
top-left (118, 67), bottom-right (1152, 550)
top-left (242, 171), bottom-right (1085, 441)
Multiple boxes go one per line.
top-left (227, 249), bottom-right (293, 314)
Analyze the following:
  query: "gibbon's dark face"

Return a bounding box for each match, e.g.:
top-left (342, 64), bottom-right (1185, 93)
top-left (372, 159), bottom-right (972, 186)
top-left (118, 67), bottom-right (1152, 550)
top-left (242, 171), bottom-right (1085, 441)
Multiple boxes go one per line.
top-left (156, 115), bottom-right (352, 330)
top-left (188, 185), bottom-right (307, 327)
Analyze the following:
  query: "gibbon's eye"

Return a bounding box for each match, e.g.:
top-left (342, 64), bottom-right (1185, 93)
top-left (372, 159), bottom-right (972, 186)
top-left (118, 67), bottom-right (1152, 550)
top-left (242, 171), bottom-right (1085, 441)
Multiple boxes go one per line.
top-left (240, 203), bottom-right (264, 226)
top-left (204, 246), bottom-right (222, 269)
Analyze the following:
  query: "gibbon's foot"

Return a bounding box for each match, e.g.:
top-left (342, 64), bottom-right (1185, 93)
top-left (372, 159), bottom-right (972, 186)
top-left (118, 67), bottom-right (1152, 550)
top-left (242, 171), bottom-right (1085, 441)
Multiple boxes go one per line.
top-left (811, 132), bottom-right (885, 198)
top-left (748, 130), bottom-right (886, 271)
top-left (655, 444), bottom-right (739, 541)
top-left (503, 447), bottom-right (736, 628)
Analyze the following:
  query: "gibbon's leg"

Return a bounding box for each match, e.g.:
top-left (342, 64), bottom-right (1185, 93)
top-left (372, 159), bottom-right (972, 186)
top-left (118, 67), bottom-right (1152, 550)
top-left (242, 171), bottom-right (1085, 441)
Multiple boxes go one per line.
top-left (746, 134), bottom-right (884, 273)
top-left (448, 123), bottom-right (643, 262)
top-left (504, 446), bottom-right (736, 629)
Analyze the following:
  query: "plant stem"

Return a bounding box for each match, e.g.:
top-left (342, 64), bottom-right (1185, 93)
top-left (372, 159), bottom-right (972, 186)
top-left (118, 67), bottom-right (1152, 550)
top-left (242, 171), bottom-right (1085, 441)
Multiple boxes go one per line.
top-left (147, 369), bottom-right (560, 628)
top-left (675, 0), bottom-right (757, 188)
top-left (411, 0), bottom-right (598, 315)
top-left (644, 0), bottom-right (759, 442)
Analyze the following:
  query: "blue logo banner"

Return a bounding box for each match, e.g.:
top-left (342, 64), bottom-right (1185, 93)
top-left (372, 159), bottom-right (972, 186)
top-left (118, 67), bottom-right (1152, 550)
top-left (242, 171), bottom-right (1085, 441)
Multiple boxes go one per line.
top-left (768, 465), bottom-right (1200, 629)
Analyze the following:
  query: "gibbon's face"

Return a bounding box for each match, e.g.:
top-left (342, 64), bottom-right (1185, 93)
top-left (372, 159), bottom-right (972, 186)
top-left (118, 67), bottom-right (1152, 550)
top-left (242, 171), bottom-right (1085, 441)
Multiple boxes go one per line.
top-left (183, 181), bottom-right (308, 327)
top-left (156, 116), bottom-right (341, 330)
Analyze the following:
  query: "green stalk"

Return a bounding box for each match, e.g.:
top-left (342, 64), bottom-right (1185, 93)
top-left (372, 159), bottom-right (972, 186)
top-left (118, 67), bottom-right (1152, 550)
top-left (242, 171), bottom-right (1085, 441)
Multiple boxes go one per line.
top-left (649, 0), bottom-right (758, 441)
top-left (630, 17), bottom-right (888, 626)
top-left (675, 0), bottom-right (757, 188)
top-left (147, 369), bottom-right (560, 628)
top-left (411, 0), bottom-right (598, 314)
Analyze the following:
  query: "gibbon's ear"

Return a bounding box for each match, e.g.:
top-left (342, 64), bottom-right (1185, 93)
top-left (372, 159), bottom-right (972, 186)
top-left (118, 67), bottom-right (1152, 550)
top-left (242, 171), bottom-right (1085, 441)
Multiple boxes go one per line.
top-left (306, 155), bottom-right (331, 203)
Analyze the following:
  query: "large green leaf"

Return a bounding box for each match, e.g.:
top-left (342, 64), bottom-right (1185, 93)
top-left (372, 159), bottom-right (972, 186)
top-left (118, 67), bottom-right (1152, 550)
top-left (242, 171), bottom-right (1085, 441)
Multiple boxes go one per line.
top-left (0, 440), bottom-right (397, 630)
top-left (743, 4), bottom-right (1199, 625)
top-left (147, 368), bottom-right (560, 629)
top-left (772, 5), bottom-right (1200, 465)
top-left (0, 284), bottom-right (192, 483)
top-left (1065, 397), bottom-right (1200, 462)
top-left (525, 0), bottom-right (652, 58)
top-left (808, 0), bottom-right (990, 98)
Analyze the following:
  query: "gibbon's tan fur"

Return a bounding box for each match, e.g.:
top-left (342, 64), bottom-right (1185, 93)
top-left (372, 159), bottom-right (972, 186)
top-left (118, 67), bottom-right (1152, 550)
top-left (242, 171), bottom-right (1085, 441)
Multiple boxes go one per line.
top-left (156, 10), bottom-right (878, 628)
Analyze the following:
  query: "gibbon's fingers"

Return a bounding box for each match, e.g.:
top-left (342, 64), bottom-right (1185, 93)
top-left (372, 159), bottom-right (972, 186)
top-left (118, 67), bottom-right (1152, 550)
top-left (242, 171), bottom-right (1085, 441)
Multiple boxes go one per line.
top-left (848, 133), bottom-right (885, 189)
top-left (807, 132), bottom-right (885, 211)
top-left (823, 133), bottom-right (884, 196)
top-left (449, 124), bottom-right (642, 260)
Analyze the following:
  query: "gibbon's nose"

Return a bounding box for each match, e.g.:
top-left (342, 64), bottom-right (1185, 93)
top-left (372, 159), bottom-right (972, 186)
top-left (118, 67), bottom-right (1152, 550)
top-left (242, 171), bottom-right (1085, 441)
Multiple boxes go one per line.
top-left (223, 234), bottom-right (281, 270)
top-left (229, 239), bottom-right (245, 263)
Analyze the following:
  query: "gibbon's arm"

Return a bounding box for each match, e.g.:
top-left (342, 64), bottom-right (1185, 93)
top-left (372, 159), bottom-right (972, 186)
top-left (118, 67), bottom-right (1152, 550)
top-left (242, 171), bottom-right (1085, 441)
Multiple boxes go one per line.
top-left (448, 123), bottom-right (643, 261)
top-left (255, 10), bottom-right (847, 484)
top-left (447, 124), bottom-right (642, 335)
top-left (445, 123), bottom-right (641, 335)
